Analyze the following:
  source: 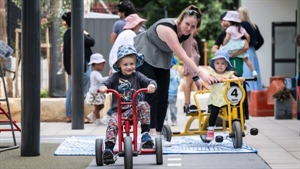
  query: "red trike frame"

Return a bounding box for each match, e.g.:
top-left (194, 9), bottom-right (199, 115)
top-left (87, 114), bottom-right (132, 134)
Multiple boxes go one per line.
top-left (107, 88), bottom-right (155, 154)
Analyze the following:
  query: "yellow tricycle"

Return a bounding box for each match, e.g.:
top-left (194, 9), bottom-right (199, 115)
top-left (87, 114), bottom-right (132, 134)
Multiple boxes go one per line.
top-left (162, 77), bottom-right (258, 149)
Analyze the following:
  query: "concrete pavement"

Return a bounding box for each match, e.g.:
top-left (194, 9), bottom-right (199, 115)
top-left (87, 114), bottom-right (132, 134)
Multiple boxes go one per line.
top-left (0, 92), bottom-right (299, 169)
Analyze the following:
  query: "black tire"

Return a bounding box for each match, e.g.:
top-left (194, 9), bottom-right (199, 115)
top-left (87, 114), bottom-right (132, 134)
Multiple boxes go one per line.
top-left (124, 136), bottom-right (133, 169)
top-left (200, 116), bottom-right (211, 143)
top-left (95, 138), bottom-right (103, 166)
top-left (161, 124), bottom-right (172, 142)
top-left (155, 136), bottom-right (163, 165)
top-left (232, 121), bottom-right (243, 148)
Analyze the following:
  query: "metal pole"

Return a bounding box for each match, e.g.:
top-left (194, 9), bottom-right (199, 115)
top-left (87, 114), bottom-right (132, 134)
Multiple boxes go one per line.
top-left (297, 1), bottom-right (300, 120)
top-left (71, 0), bottom-right (84, 129)
top-left (21, 0), bottom-right (41, 156)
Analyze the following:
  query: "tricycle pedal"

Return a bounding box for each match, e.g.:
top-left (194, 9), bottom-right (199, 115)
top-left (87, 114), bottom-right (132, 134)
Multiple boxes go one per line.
top-left (215, 135), bottom-right (223, 142)
top-left (250, 128), bottom-right (258, 135)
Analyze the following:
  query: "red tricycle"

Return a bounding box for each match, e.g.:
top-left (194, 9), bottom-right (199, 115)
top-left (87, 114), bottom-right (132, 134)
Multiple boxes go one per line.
top-left (94, 88), bottom-right (163, 168)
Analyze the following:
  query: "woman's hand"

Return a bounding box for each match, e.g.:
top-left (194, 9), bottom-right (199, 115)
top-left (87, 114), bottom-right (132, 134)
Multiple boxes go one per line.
top-left (98, 86), bottom-right (107, 93)
top-left (195, 79), bottom-right (204, 90)
top-left (200, 73), bottom-right (219, 85)
top-left (147, 84), bottom-right (156, 93)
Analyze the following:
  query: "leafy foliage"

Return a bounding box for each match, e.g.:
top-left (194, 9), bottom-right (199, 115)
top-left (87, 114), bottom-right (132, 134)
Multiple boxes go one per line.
top-left (40, 89), bottom-right (49, 98)
top-left (273, 87), bottom-right (291, 102)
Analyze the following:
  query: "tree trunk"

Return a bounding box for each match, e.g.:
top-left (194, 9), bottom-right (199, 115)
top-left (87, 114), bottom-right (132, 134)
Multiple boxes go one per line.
top-left (0, 0), bottom-right (13, 97)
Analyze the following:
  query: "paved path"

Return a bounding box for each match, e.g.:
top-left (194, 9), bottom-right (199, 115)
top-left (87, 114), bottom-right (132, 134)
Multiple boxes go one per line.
top-left (1, 92), bottom-right (299, 169)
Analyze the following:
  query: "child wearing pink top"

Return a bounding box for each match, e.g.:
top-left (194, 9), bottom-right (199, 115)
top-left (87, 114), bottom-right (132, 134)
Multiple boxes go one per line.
top-left (222, 11), bottom-right (258, 78)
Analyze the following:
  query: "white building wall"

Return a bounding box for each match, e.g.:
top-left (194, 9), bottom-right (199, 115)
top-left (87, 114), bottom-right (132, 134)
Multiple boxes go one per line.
top-left (241, 0), bottom-right (297, 86)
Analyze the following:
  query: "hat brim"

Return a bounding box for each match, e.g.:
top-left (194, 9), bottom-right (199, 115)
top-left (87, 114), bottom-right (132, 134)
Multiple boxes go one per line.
top-left (209, 55), bottom-right (234, 71)
top-left (113, 53), bottom-right (144, 72)
top-left (88, 60), bottom-right (106, 65)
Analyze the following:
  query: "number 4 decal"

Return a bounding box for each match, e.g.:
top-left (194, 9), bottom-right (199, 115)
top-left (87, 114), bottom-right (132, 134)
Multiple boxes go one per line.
top-left (231, 88), bottom-right (238, 97)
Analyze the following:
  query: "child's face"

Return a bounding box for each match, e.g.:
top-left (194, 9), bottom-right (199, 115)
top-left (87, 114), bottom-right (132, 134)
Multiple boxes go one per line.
top-left (118, 55), bottom-right (136, 76)
top-left (213, 58), bottom-right (228, 73)
top-left (221, 20), bottom-right (229, 29)
top-left (93, 62), bottom-right (105, 71)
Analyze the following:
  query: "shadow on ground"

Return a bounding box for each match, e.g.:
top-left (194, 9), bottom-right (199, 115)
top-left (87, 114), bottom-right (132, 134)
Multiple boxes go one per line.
top-left (0, 143), bottom-right (93, 169)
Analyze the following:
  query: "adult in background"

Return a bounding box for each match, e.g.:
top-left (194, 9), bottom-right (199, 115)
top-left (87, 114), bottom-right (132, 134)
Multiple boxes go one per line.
top-left (238, 7), bottom-right (264, 91)
top-left (110, 0), bottom-right (135, 44)
top-left (61, 12), bottom-right (95, 123)
top-left (134, 5), bottom-right (217, 146)
top-left (183, 28), bottom-right (200, 113)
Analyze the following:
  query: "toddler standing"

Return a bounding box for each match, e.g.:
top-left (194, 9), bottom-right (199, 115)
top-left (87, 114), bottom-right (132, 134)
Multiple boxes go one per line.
top-left (86, 53), bottom-right (109, 125)
top-left (165, 57), bottom-right (181, 126)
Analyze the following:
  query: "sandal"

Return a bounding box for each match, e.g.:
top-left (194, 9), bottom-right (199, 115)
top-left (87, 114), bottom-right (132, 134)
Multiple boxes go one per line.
top-left (84, 118), bottom-right (92, 124)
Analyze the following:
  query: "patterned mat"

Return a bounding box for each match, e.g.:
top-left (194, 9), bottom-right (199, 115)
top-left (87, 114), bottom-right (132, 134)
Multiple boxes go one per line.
top-left (54, 135), bottom-right (257, 156)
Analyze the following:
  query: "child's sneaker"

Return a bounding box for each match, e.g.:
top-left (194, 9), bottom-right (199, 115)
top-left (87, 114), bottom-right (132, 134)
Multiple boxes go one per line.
top-left (87, 112), bottom-right (96, 123)
top-left (252, 70), bottom-right (258, 78)
top-left (171, 120), bottom-right (177, 126)
top-left (141, 132), bottom-right (154, 149)
top-left (151, 133), bottom-right (172, 147)
top-left (57, 66), bottom-right (64, 75)
top-left (94, 119), bottom-right (102, 126)
top-left (206, 130), bottom-right (214, 141)
top-left (164, 120), bottom-right (168, 125)
top-left (103, 149), bottom-right (115, 165)
top-left (100, 115), bottom-right (111, 124)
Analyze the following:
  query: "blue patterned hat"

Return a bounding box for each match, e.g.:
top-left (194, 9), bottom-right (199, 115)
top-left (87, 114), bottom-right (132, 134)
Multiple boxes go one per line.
top-left (113, 44), bottom-right (144, 72)
top-left (209, 48), bottom-right (234, 71)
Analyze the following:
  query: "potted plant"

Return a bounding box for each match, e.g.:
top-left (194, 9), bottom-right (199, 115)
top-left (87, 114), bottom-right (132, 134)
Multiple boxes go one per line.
top-left (273, 87), bottom-right (293, 119)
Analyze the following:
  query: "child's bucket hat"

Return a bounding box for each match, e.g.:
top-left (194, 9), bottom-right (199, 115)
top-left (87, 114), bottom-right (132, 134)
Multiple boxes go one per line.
top-left (113, 44), bottom-right (144, 72)
top-left (223, 11), bottom-right (240, 23)
top-left (209, 48), bottom-right (234, 71)
top-left (88, 53), bottom-right (106, 65)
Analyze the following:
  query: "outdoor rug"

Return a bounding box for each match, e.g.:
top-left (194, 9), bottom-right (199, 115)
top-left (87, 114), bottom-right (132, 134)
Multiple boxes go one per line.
top-left (54, 135), bottom-right (257, 156)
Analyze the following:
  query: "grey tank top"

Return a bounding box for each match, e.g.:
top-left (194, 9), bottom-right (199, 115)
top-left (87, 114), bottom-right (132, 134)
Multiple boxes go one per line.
top-left (134, 18), bottom-right (176, 70)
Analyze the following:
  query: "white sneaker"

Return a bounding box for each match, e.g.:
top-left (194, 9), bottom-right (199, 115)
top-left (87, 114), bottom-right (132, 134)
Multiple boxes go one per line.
top-left (252, 70), bottom-right (258, 78)
top-left (100, 115), bottom-right (111, 124)
top-left (57, 67), bottom-right (64, 75)
top-left (94, 119), bottom-right (102, 126)
top-left (150, 133), bottom-right (172, 147)
top-left (171, 120), bottom-right (177, 126)
top-left (87, 112), bottom-right (96, 123)
top-left (164, 120), bottom-right (168, 125)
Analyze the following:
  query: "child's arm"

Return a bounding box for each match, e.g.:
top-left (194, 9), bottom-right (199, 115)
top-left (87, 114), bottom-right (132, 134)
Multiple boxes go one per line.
top-left (147, 84), bottom-right (156, 93)
top-left (230, 73), bottom-right (245, 82)
top-left (95, 75), bottom-right (109, 84)
top-left (223, 32), bottom-right (231, 46)
top-left (244, 32), bottom-right (250, 43)
top-left (137, 72), bottom-right (157, 92)
top-left (98, 74), bottom-right (116, 93)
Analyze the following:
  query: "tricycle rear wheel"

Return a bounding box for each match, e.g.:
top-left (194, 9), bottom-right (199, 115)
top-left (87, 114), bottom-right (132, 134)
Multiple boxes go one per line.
top-left (232, 121), bottom-right (242, 148)
top-left (124, 136), bottom-right (133, 169)
top-left (95, 138), bottom-right (104, 166)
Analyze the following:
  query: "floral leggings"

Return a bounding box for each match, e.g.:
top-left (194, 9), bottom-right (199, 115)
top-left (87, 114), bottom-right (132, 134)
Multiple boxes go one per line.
top-left (105, 101), bottom-right (150, 144)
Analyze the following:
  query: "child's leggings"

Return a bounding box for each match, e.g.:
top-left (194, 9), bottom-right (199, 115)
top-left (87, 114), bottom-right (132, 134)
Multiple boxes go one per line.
top-left (105, 101), bottom-right (150, 144)
top-left (208, 105), bottom-right (221, 127)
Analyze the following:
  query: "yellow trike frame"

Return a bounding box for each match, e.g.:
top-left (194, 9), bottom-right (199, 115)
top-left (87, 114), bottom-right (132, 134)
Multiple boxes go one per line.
top-left (172, 79), bottom-right (248, 142)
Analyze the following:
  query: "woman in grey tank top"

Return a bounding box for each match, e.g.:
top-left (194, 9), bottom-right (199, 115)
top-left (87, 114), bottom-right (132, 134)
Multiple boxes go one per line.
top-left (134, 5), bottom-right (217, 145)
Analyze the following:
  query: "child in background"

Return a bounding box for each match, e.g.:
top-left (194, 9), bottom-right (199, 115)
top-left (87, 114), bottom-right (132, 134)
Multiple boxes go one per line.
top-left (222, 11), bottom-right (258, 78)
top-left (206, 49), bottom-right (244, 141)
top-left (86, 53), bottom-right (109, 125)
top-left (165, 57), bottom-right (181, 126)
top-left (98, 45), bottom-right (157, 165)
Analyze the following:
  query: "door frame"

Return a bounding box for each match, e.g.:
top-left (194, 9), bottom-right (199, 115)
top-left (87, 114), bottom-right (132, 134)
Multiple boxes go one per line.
top-left (271, 22), bottom-right (296, 76)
